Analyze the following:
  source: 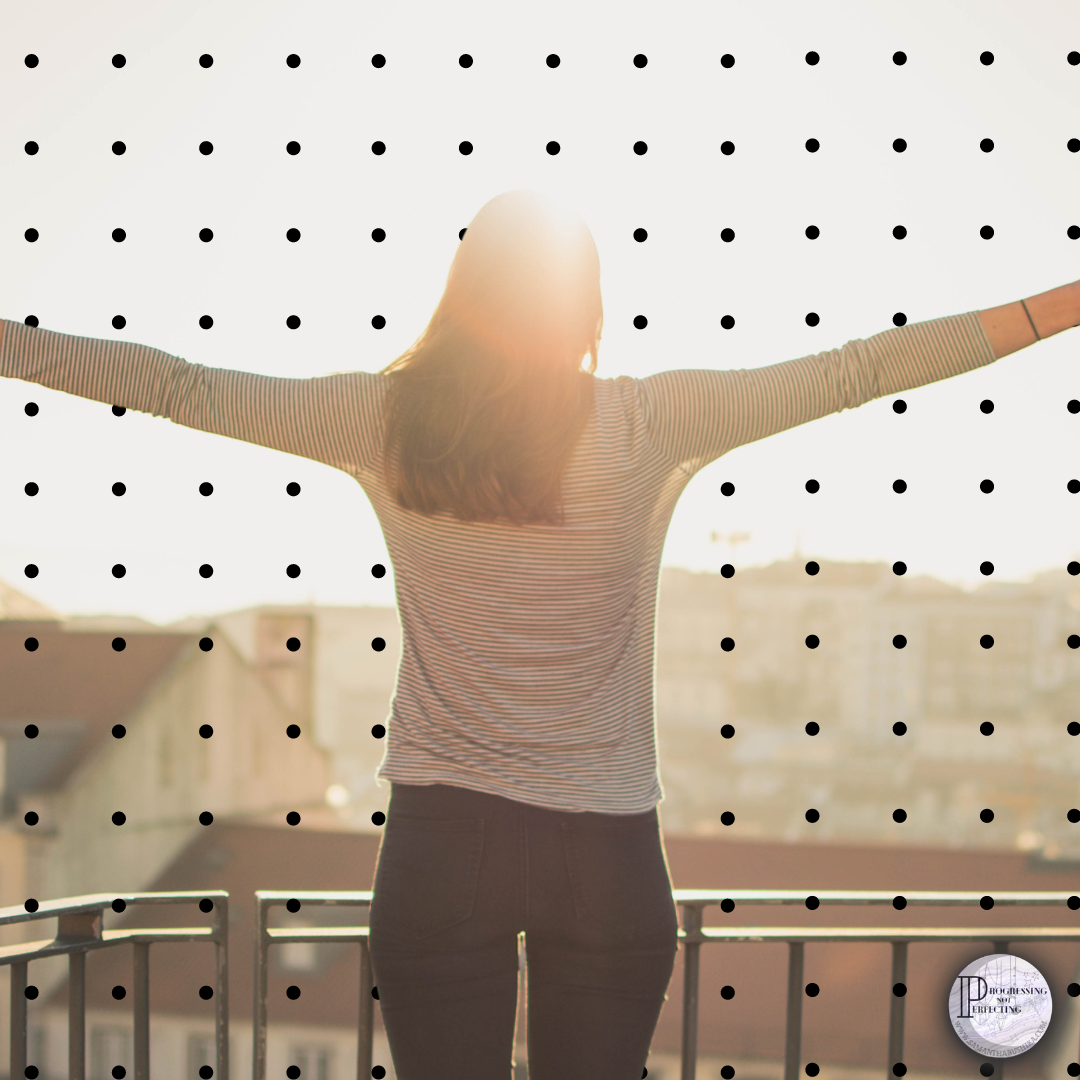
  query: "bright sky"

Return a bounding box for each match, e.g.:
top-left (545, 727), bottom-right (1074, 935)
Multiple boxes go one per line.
top-left (1, 0), bottom-right (1078, 627)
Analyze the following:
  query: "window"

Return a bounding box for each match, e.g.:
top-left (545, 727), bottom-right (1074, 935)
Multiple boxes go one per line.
top-left (287, 1044), bottom-right (332, 1080)
top-left (90, 1025), bottom-right (132, 1080)
top-left (188, 1032), bottom-right (216, 1079)
top-left (187, 1032), bottom-right (240, 1078)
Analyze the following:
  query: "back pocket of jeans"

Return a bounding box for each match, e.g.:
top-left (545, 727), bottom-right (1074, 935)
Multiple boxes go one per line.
top-left (371, 815), bottom-right (484, 940)
top-left (561, 817), bottom-right (677, 946)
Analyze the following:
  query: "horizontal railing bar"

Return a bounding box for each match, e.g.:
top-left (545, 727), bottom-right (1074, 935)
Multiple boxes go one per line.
top-left (0, 928), bottom-right (215, 966)
top-left (1, 896), bottom-right (1070, 960)
top-left (0, 891), bottom-right (227, 927)
top-left (257, 892), bottom-right (372, 902)
top-left (690, 926), bottom-right (1080, 942)
top-left (256, 924), bottom-right (1080, 946)
top-left (100, 928), bottom-right (218, 942)
top-left (265, 928), bottom-right (369, 942)
top-left (673, 889), bottom-right (1079, 907)
top-left (252, 889), bottom-right (1079, 906)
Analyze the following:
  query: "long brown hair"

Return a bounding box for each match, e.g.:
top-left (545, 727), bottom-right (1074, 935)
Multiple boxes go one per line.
top-left (377, 190), bottom-right (603, 526)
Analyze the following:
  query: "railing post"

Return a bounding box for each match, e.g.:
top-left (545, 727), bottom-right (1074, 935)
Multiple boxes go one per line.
top-left (679, 905), bottom-right (702, 1080)
top-left (215, 900), bottom-right (230, 1080)
top-left (69, 950), bottom-right (86, 1080)
top-left (10, 961), bottom-right (27, 1080)
top-left (358, 937), bottom-right (374, 1080)
top-left (784, 941), bottom-right (804, 1080)
top-left (887, 941), bottom-right (907, 1080)
top-left (133, 941), bottom-right (150, 1080)
top-left (254, 901), bottom-right (268, 1080)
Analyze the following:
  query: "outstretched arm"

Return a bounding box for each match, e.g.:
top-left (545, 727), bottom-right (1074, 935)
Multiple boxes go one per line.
top-left (1, 279), bottom-right (1069, 370)
top-left (638, 279), bottom-right (1080, 479)
top-left (0, 319), bottom-right (387, 474)
top-left (978, 278), bottom-right (1080, 361)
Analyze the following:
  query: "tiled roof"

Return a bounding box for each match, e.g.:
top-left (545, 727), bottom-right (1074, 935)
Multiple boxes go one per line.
top-left (0, 619), bottom-right (196, 802)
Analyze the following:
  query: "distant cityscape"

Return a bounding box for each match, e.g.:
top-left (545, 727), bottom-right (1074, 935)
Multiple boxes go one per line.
top-left (5, 554), bottom-right (1079, 859)
top-left (655, 559), bottom-right (1080, 857)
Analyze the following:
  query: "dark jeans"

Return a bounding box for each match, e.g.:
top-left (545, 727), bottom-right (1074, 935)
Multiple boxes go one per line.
top-left (368, 781), bottom-right (681, 1080)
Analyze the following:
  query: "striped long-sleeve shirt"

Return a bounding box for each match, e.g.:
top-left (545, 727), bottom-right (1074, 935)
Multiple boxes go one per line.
top-left (0, 311), bottom-right (997, 813)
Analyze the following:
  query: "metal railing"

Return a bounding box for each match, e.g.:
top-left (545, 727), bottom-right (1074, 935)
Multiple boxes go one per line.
top-left (253, 893), bottom-right (374, 1080)
top-left (1, 888), bottom-right (1074, 1080)
top-left (0, 891), bottom-right (228, 1080)
top-left (254, 888), bottom-right (1080, 1080)
top-left (674, 890), bottom-right (1080, 1080)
